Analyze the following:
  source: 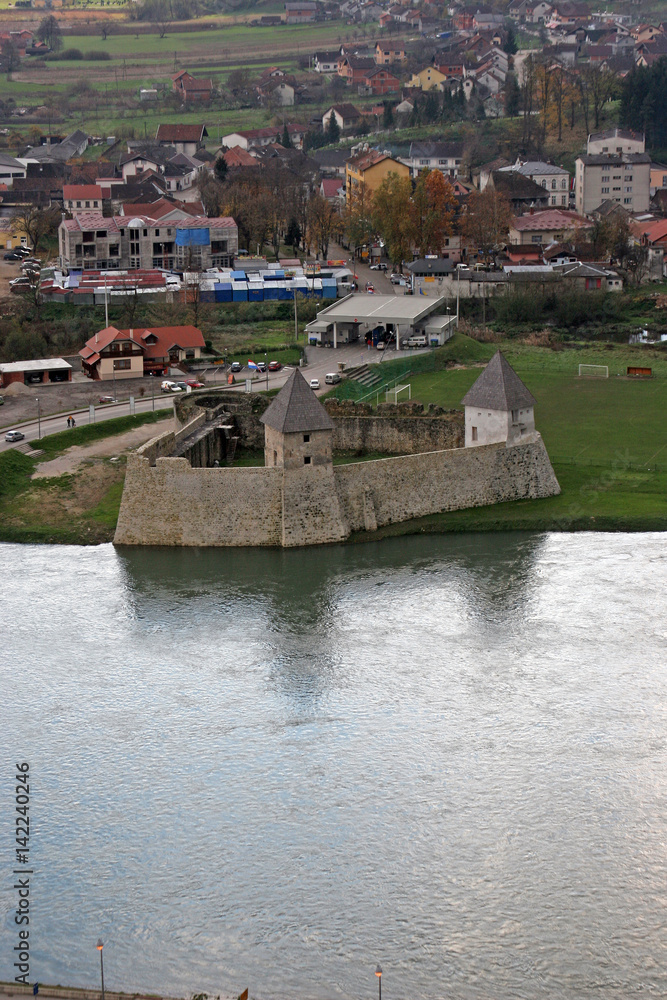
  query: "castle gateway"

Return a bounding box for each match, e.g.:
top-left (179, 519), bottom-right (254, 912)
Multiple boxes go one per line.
top-left (114, 355), bottom-right (560, 548)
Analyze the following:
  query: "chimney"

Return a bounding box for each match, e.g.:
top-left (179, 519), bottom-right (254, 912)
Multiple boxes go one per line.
top-left (130, 327), bottom-right (134, 341)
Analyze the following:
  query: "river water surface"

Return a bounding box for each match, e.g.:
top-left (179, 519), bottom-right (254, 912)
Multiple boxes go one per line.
top-left (1, 534), bottom-right (666, 1000)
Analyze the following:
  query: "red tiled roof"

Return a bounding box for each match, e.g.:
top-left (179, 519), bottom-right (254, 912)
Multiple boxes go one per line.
top-left (156, 124), bottom-right (206, 143)
top-left (223, 147), bottom-right (259, 167)
top-left (512, 209), bottom-right (590, 231)
top-left (80, 325), bottom-right (205, 365)
top-left (321, 178), bottom-right (343, 197)
top-left (63, 184), bottom-right (104, 201)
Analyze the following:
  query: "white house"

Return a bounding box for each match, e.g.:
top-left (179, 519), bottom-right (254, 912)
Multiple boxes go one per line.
top-left (462, 351), bottom-right (536, 447)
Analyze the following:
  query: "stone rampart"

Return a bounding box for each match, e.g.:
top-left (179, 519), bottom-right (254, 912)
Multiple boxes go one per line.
top-left (334, 434), bottom-right (559, 533)
top-left (114, 434), bottom-right (560, 547)
top-left (332, 413), bottom-right (463, 454)
top-left (114, 455), bottom-right (283, 546)
top-left (136, 411), bottom-right (207, 466)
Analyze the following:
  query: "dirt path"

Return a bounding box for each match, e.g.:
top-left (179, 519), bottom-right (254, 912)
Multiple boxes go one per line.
top-left (32, 418), bottom-right (173, 478)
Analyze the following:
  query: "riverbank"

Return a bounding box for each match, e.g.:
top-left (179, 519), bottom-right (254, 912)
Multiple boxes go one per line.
top-left (0, 983), bottom-right (168, 1000)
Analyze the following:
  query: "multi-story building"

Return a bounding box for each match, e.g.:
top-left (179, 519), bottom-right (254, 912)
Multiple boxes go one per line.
top-left (345, 148), bottom-right (410, 207)
top-left (498, 161), bottom-right (570, 207)
top-left (586, 127), bottom-right (645, 155)
top-left (79, 324), bottom-right (206, 381)
top-left (575, 152), bottom-right (651, 214)
top-left (374, 40), bottom-right (407, 64)
top-left (401, 141), bottom-right (464, 178)
top-left (63, 184), bottom-right (105, 215)
top-left (59, 212), bottom-right (238, 271)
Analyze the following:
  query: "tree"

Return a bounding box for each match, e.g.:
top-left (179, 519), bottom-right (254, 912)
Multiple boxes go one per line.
top-left (214, 155), bottom-right (228, 182)
top-left (99, 20), bottom-right (113, 40)
top-left (504, 73), bottom-right (521, 118)
top-left (2, 39), bottom-right (21, 75)
top-left (504, 23), bottom-right (517, 55)
top-left (372, 172), bottom-right (414, 269)
top-left (460, 189), bottom-right (513, 264)
top-left (344, 181), bottom-right (375, 258)
top-left (37, 15), bottom-right (63, 52)
top-left (411, 169), bottom-right (457, 257)
top-left (196, 174), bottom-right (226, 216)
top-left (306, 193), bottom-right (342, 259)
top-left (281, 123), bottom-right (293, 149)
top-left (326, 110), bottom-right (341, 144)
top-left (286, 217), bottom-right (301, 255)
top-left (382, 101), bottom-right (394, 129)
top-left (12, 204), bottom-right (60, 253)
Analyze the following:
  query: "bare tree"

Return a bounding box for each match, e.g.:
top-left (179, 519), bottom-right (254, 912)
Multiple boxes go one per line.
top-left (12, 204), bottom-right (61, 253)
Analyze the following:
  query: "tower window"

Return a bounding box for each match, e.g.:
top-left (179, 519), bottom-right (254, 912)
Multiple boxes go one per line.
top-left (303, 434), bottom-right (310, 443)
top-left (471, 427), bottom-right (478, 441)
top-left (304, 456), bottom-right (311, 465)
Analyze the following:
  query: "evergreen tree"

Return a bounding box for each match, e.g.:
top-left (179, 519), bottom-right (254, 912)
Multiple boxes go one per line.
top-left (505, 73), bottom-right (521, 118)
top-left (214, 156), bottom-right (228, 182)
top-left (286, 217), bottom-right (301, 254)
top-left (382, 101), bottom-right (394, 129)
top-left (282, 123), bottom-right (293, 149)
top-left (504, 23), bottom-right (517, 55)
top-left (326, 111), bottom-right (341, 144)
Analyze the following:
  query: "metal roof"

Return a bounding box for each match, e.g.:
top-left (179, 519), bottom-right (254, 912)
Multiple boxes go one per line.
top-left (461, 351), bottom-right (536, 411)
top-left (309, 293), bottom-right (447, 324)
top-left (260, 368), bottom-right (334, 434)
top-left (0, 358), bottom-right (72, 373)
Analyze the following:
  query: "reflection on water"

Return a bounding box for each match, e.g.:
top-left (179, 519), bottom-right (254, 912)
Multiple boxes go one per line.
top-left (1, 534), bottom-right (666, 1000)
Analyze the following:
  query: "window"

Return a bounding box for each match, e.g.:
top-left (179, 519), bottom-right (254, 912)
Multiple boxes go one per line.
top-left (613, 186), bottom-right (621, 191)
top-left (624, 197), bottom-right (632, 204)
top-left (531, 235), bottom-right (542, 243)
top-left (109, 244), bottom-right (119, 257)
top-left (303, 434), bottom-right (310, 443)
top-left (143, 229), bottom-right (148, 237)
top-left (85, 201), bottom-right (90, 208)
top-left (613, 175), bottom-right (621, 180)
top-left (155, 229), bottom-right (160, 236)
top-left (551, 179), bottom-right (556, 189)
top-left (273, 450), bottom-right (277, 465)
top-left (511, 409), bottom-right (519, 422)
top-left (625, 175), bottom-right (633, 181)
top-left (602, 187), bottom-right (610, 194)
top-left (561, 195), bottom-right (567, 205)
top-left (304, 456), bottom-right (311, 465)
top-left (76, 201), bottom-right (81, 208)
top-left (419, 158), bottom-right (429, 165)
top-left (625, 186), bottom-right (632, 192)
top-left (471, 426), bottom-right (478, 441)
top-left (96, 230), bottom-right (106, 238)
top-left (561, 179), bottom-right (567, 189)
top-left (541, 179), bottom-right (547, 187)
top-left (602, 174), bottom-right (610, 181)
top-left (114, 359), bottom-right (131, 370)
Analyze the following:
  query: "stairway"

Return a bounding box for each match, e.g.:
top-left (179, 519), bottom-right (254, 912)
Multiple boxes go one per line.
top-left (345, 364), bottom-right (383, 387)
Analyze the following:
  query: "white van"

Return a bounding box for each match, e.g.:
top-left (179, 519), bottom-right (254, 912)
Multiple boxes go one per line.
top-left (325, 372), bottom-right (341, 385)
top-left (403, 335), bottom-right (428, 348)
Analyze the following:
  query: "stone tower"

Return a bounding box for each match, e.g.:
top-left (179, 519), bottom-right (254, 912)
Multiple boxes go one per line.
top-left (260, 369), bottom-right (347, 546)
top-left (260, 368), bottom-right (335, 469)
top-left (461, 351), bottom-right (537, 448)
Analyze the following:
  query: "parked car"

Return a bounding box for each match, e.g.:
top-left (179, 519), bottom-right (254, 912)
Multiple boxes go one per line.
top-left (230, 361), bottom-right (243, 373)
top-left (256, 361), bottom-right (267, 373)
top-left (170, 382), bottom-right (188, 392)
top-left (184, 379), bottom-right (204, 388)
top-left (161, 380), bottom-right (176, 392)
top-left (16, 247), bottom-right (31, 256)
top-left (4, 252), bottom-right (22, 261)
top-left (369, 262), bottom-right (388, 271)
top-left (325, 372), bottom-right (341, 385)
top-left (309, 378), bottom-right (320, 390)
top-left (390, 273), bottom-right (404, 285)
top-left (268, 361), bottom-right (282, 371)
top-left (10, 276), bottom-right (30, 286)
top-left (5, 430), bottom-right (25, 442)
top-left (98, 395), bottom-right (117, 404)
top-left (376, 341), bottom-right (386, 351)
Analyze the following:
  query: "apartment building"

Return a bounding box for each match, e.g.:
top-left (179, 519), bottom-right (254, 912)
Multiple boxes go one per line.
top-left (575, 153), bottom-right (651, 214)
top-left (59, 212), bottom-right (238, 271)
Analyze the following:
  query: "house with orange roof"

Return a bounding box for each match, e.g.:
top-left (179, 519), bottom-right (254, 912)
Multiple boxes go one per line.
top-left (63, 184), bottom-right (105, 215)
top-left (79, 325), bottom-right (206, 381)
top-left (345, 147), bottom-right (410, 207)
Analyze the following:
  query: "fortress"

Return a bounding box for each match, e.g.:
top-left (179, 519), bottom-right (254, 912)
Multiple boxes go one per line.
top-left (114, 352), bottom-right (560, 547)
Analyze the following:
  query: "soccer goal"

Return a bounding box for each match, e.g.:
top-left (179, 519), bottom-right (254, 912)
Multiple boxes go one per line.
top-left (386, 384), bottom-right (412, 403)
top-left (578, 364), bottom-right (609, 378)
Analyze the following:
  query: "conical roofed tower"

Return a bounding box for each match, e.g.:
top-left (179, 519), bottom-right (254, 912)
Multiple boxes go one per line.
top-left (461, 351), bottom-right (537, 447)
top-left (260, 369), bottom-right (334, 469)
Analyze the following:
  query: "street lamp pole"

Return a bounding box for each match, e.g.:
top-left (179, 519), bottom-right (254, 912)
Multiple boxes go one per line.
top-left (96, 940), bottom-right (104, 1000)
top-left (36, 397), bottom-right (41, 440)
top-left (375, 964), bottom-right (382, 1000)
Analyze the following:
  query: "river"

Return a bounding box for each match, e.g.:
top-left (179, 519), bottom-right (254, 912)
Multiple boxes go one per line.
top-left (1, 534), bottom-right (666, 1000)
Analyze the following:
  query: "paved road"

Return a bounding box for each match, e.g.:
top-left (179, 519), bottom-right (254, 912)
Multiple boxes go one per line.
top-left (0, 395), bottom-right (175, 453)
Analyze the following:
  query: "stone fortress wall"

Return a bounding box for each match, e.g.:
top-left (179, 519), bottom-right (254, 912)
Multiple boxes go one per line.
top-left (114, 388), bottom-right (560, 548)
